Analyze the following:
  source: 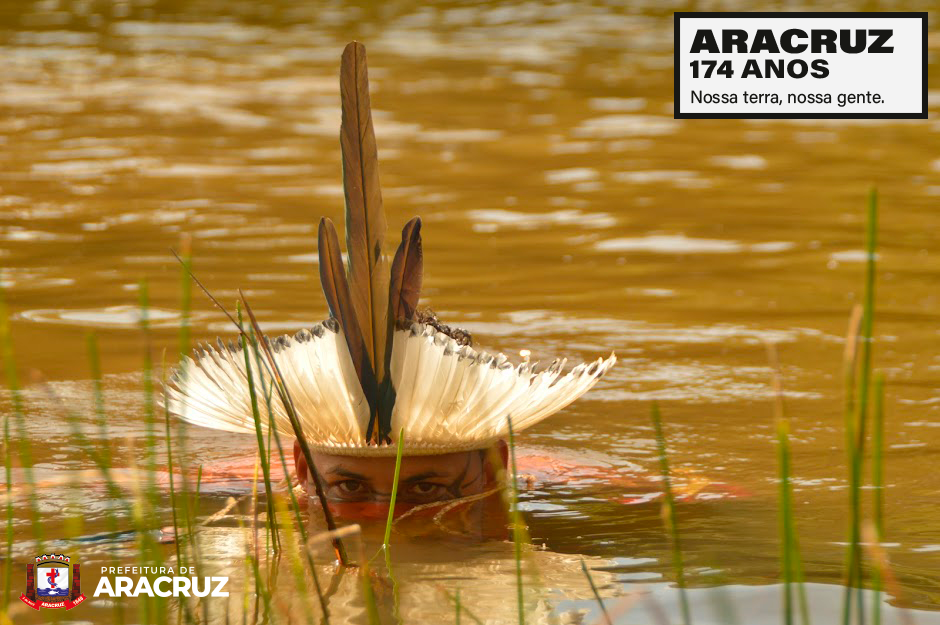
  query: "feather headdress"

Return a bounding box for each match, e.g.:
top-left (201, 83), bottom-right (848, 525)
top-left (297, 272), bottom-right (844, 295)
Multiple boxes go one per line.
top-left (166, 42), bottom-right (616, 456)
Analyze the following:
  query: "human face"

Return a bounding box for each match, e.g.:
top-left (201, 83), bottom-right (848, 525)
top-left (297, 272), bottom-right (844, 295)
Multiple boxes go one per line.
top-left (313, 450), bottom-right (488, 504)
top-left (292, 442), bottom-right (498, 505)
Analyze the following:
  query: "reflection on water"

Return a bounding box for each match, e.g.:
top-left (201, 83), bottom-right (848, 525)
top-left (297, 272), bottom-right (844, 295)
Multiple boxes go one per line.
top-left (2, 0), bottom-right (940, 622)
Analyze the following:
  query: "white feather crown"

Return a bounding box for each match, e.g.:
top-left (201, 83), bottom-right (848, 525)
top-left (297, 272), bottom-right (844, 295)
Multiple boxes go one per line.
top-left (166, 318), bottom-right (616, 456)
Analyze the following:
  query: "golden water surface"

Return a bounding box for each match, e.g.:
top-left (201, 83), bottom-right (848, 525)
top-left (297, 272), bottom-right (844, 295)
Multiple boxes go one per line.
top-left (1, 1), bottom-right (939, 623)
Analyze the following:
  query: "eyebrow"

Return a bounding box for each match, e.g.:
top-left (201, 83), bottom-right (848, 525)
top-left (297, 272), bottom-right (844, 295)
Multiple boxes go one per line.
top-left (401, 471), bottom-right (447, 483)
top-left (326, 468), bottom-right (448, 483)
top-left (329, 468), bottom-right (371, 481)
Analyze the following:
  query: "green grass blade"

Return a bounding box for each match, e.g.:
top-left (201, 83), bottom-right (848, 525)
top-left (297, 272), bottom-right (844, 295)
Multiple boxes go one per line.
top-left (441, 587), bottom-right (484, 625)
top-left (767, 343), bottom-right (811, 625)
top-left (137, 280), bottom-right (160, 525)
top-left (86, 333), bottom-right (110, 463)
top-left (581, 558), bottom-right (612, 625)
top-left (137, 279), bottom-right (168, 623)
top-left (235, 498), bottom-right (273, 624)
top-left (172, 258), bottom-right (200, 585)
top-left (871, 374), bottom-right (886, 625)
top-left (383, 429), bottom-right (405, 548)
top-left (175, 257), bottom-right (349, 564)
top-left (777, 404), bottom-right (795, 625)
top-left (1, 380), bottom-right (11, 608)
top-left (380, 428), bottom-right (405, 623)
top-left (163, 425), bottom-right (198, 625)
top-left (0, 285), bottom-right (43, 555)
top-left (275, 491), bottom-right (316, 624)
top-left (239, 307), bottom-right (280, 553)
top-left (84, 331), bottom-right (128, 621)
top-left (856, 188), bottom-right (878, 451)
top-left (651, 402), bottom-right (690, 625)
top-left (178, 235), bottom-right (193, 362)
top-left (842, 307), bottom-right (861, 625)
top-left (359, 539), bottom-right (382, 625)
top-left (173, 235), bottom-right (196, 574)
top-left (245, 324), bottom-right (331, 623)
top-left (163, 362), bottom-right (184, 573)
top-left (0, 284), bottom-right (20, 607)
top-left (844, 189), bottom-right (878, 625)
top-left (239, 293), bottom-right (348, 564)
top-left (507, 417), bottom-right (525, 625)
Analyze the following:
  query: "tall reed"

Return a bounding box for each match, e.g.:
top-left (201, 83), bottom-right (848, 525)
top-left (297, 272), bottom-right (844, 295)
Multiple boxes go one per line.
top-left (136, 280), bottom-right (167, 625)
top-left (871, 374), bottom-right (886, 625)
top-left (273, 490), bottom-right (317, 624)
top-left (359, 539), bottom-right (382, 625)
top-left (162, 362), bottom-right (183, 578)
top-left (162, 357), bottom-right (199, 625)
top-left (0, 287), bottom-right (43, 557)
top-left (507, 417), bottom-right (525, 625)
top-left (381, 429), bottom-right (406, 623)
top-left (383, 429), bottom-right (405, 549)
top-left (442, 584), bottom-right (485, 624)
top-left (1, 354), bottom-right (11, 609)
top-left (172, 240), bottom-right (197, 576)
top-left (240, 294), bottom-right (348, 564)
top-left (843, 189), bottom-right (878, 625)
top-left (236, 491), bottom-right (274, 623)
top-left (0, 283), bottom-right (14, 611)
top-left (581, 558), bottom-right (612, 625)
top-left (239, 307), bottom-right (280, 553)
top-left (138, 280), bottom-right (158, 507)
top-left (173, 251), bottom-right (348, 564)
top-left (651, 402), bottom-right (690, 625)
top-left (243, 316), bottom-right (331, 622)
top-left (767, 343), bottom-right (810, 625)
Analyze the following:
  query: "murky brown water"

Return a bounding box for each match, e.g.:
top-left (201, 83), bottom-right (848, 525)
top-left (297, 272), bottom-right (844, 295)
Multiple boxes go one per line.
top-left (2, 1), bottom-right (939, 623)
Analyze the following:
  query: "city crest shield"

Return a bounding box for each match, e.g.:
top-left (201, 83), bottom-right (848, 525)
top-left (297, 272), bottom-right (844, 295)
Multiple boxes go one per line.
top-left (19, 554), bottom-right (85, 611)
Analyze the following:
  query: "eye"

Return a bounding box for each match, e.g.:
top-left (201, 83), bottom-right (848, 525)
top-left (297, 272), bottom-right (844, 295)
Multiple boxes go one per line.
top-left (328, 479), bottom-right (371, 501)
top-left (403, 482), bottom-right (447, 502)
top-left (338, 480), bottom-right (364, 494)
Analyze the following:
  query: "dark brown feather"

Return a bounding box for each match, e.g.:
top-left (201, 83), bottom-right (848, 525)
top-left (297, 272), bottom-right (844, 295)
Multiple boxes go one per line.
top-left (376, 217), bottom-right (424, 439)
top-left (388, 217), bottom-right (423, 322)
top-left (340, 41), bottom-right (389, 386)
top-left (317, 216), bottom-right (378, 410)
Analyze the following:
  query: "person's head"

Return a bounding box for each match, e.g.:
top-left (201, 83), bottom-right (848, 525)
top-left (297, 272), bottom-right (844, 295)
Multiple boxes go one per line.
top-left (293, 440), bottom-right (508, 507)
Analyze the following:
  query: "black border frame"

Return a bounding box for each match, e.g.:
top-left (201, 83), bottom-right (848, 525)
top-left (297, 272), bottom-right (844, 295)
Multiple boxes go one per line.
top-left (673, 12), bottom-right (928, 119)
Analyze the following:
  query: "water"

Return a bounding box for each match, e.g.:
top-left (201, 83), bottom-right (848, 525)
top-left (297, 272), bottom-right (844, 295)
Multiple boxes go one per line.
top-left (1, 0), bottom-right (939, 622)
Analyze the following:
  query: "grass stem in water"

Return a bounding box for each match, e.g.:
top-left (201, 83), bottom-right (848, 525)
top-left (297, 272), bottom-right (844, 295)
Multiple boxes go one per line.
top-left (871, 374), bottom-right (886, 625)
top-left (651, 402), bottom-right (690, 625)
top-left (581, 558), bottom-right (612, 625)
top-left (507, 417), bottom-right (526, 625)
top-left (239, 306), bottom-right (280, 553)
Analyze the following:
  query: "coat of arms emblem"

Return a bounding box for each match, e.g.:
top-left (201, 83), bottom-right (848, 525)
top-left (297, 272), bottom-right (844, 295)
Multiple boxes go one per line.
top-left (19, 553), bottom-right (85, 610)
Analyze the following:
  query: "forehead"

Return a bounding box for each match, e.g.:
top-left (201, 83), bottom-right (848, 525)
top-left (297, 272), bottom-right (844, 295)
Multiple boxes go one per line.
top-left (313, 451), bottom-right (477, 480)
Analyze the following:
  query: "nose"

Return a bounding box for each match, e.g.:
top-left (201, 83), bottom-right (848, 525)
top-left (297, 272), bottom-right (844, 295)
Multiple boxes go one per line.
top-left (329, 501), bottom-right (394, 521)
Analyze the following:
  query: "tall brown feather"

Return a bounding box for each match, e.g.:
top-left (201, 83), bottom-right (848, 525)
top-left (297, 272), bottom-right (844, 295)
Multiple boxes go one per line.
top-left (317, 216), bottom-right (377, 414)
top-left (388, 217), bottom-right (423, 322)
top-left (340, 41), bottom-right (389, 395)
top-left (377, 217), bottom-right (423, 440)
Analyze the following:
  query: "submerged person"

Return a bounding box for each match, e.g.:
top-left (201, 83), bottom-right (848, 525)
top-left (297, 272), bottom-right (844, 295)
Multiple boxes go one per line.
top-left (166, 42), bottom-right (616, 524)
top-left (288, 310), bottom-right (512, 515)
